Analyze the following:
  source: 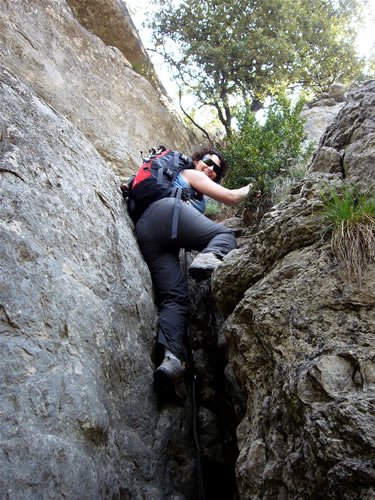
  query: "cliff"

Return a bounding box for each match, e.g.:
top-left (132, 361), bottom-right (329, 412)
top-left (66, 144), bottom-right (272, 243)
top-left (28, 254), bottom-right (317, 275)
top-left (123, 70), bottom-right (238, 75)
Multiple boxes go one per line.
top-left (213, 81), bottom-right (375, 499)
top-left (0, 0), bottom-right (196, 178)
top-left (0, 0), bottom-right (198, 497)
top-left (65, 0), bottom-right (163, 92)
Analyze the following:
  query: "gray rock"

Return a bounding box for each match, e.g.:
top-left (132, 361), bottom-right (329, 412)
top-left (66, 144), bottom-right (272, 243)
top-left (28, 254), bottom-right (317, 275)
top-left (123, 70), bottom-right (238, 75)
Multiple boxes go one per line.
top-left (309, 97), bottom-right (338, 108)
top-left (0, 65), bottom-right (195, 499)
top-left (213, 80), bottom-right (375, 499)
top-left (66, 0), bottom-right (162, 92)
top-left (309, 145), bottom-right (342, 174)
top-left (212, 173), bottom-right (342, 316)
top-left (221, 216), bottom-right (245, 237)
top-left (0, 0), bottom-right (196, 178)
top-left (321, 80), bottom-right (375, 191)
top-left (225, 243), bottom-right (375, 499)
top-left (301, 102), bottom-right (344, 149)
top-left (329, 82), bottom-right (347, 102)
top-left (1, 1), bottom-right (375, 497)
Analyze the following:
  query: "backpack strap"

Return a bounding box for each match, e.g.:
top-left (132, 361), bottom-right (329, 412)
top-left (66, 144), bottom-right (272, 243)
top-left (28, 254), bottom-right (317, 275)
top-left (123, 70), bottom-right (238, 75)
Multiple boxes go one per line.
top-left (155, 150), bottom-right (180, 186)
top-left (170, 151), bottom-right (190, 239)
top-left (171, 190), bottom-right (182, 239)
top-left (157, 166), bottom-right (164, 185)
top-left (173, 151), bottom-right (180, 169)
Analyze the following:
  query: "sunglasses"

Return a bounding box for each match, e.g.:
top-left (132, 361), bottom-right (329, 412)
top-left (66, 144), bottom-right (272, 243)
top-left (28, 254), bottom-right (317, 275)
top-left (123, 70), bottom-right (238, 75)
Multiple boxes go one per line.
top-left (202, 156), bottom-right (222, 179)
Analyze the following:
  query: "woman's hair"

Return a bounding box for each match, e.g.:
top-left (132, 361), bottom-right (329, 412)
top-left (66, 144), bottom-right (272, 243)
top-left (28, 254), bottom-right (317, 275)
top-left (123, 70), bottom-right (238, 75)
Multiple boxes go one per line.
top-left (191, 147), bottom-right (229, 180)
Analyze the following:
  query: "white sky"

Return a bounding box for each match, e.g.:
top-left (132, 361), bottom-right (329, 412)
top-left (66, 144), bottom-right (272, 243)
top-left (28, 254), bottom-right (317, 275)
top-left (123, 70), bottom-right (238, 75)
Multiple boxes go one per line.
top-left (125, 0), bottom-right (375, 110)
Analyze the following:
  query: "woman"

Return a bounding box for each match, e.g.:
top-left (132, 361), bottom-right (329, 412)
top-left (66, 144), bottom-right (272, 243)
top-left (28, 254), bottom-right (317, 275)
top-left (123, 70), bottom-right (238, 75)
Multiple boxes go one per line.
top-left (134, 147), bottom-right (251, 391)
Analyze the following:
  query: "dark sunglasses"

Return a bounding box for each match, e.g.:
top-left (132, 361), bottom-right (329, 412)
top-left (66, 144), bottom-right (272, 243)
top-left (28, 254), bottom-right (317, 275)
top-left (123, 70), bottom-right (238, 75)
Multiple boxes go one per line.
top-left (202, 156), bottom-right (222, 179)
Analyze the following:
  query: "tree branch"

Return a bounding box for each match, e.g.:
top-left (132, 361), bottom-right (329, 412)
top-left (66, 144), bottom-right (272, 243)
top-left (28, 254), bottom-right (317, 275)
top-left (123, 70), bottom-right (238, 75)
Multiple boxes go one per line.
top-left (178, 89), bottom-right (213, 144)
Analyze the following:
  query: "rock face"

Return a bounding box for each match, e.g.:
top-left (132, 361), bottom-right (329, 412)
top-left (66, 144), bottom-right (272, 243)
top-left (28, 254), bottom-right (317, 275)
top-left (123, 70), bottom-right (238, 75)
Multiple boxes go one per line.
top-left (310, 81), bottom-right (375, 191)
top-left (0, 0), bottom-right (196, 178)
top-left (0, 1), bottom-right (201, 496)
top-left (0, 64), bottom-right (198, 499)
top-left (66, 0), bottom-right (162, 92)
top-left (213, 82), bottom-right (375, 499)
top-left (1, 0), bottom-right (374, 497)
top-left (301, 84), bottom-right (347, 150)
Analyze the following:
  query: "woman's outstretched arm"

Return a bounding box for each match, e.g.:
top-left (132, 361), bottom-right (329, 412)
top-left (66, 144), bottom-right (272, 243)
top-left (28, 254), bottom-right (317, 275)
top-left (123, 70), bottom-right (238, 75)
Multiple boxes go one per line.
top-left (182, 169), bottom-right (252, 205)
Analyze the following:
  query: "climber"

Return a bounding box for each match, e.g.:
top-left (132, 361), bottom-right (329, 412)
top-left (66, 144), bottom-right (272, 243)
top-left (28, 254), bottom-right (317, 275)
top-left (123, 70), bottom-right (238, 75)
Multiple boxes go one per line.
top-left (130, 147), bottom-right (252, 393)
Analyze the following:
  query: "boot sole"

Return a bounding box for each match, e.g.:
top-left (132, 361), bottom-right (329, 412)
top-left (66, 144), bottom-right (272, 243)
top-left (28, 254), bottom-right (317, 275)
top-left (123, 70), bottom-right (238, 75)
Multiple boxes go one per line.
top-left (188, 266), bottom-right (213, 281)
top-left (153, 368), bottom-right (176, 395)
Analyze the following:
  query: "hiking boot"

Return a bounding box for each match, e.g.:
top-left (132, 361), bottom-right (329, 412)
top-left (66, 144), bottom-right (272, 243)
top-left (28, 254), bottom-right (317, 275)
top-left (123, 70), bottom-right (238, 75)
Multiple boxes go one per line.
top-left (153, 355), bottom-right (184, 394)
top-left (188, 252), bottom-right (222, 281)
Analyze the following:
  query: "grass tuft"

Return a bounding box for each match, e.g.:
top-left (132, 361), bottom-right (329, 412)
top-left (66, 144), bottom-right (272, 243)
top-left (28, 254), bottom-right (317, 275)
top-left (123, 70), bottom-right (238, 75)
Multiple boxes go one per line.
top-left (322, 186), bottom-right (375, 285)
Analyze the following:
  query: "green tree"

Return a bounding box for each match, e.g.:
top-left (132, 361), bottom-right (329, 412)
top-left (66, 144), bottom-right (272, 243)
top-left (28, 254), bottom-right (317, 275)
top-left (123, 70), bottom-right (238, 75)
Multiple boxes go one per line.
top-left (149, 0), bottom-right (364, 137)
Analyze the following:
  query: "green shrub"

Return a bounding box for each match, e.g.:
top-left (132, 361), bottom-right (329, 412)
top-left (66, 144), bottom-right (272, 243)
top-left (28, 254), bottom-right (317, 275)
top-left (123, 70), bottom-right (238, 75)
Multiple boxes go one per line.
top-left (223, 95), bottom-right (313, 210)
top-left (204, 198), bottom-right (222, 220)
top-left (322, 185), bottom-right (375, 285)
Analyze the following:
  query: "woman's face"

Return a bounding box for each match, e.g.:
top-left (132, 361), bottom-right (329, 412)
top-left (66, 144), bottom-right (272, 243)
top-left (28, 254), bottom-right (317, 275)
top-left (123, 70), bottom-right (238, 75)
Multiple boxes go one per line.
top-left (194, 154), bottom-right (222, 181)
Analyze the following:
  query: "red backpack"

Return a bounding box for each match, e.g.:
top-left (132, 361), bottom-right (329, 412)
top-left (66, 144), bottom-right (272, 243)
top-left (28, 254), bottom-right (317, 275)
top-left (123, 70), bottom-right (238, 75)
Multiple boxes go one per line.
top-left (124, 147), bottom-right (196, 237)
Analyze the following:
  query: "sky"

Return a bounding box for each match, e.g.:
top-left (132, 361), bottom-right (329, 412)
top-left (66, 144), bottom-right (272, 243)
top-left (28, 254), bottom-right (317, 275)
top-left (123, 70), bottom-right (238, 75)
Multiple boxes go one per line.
top-left (125, 0), bottom-right (375, 117)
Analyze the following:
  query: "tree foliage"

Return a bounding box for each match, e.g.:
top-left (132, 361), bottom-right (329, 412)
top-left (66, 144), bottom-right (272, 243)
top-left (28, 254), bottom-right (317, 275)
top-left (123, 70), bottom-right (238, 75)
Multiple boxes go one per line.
top-left (223, 95), bottom-right (313, 209)
top-left (149, 0), bottom-right (365, 136)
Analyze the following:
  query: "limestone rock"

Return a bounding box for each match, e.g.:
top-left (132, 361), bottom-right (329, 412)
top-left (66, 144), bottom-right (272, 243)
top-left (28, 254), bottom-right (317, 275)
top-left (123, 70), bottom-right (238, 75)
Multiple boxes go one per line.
top-left (2, 0), bottom-right (374, 496)
top-left (310, 146), bottom-right (342, 174)
top-left (301, 103), bottom-right (345, 149)
top-left (226, 242), bottom-right (375, 499)
top-left (212, 173), bottom-right (342, 317)
top-left (221, 216), bottom-right (245, 238)
top-left (0, 65), bottom-right (195, 499)
top-left (66, 0), bottom-right (162, 92)
top-left (317, 80), bottom-right (375, 190)
top-left (0, 0), bottom-right (196, 178)
top-left (213, 81), bottom-right (375, 498)
top-left (329, 82), bottom-right (347, 102)
top-left (309, 97), bottom-right (338, 108)
top-left (301, 83), bottom-right (350, 151)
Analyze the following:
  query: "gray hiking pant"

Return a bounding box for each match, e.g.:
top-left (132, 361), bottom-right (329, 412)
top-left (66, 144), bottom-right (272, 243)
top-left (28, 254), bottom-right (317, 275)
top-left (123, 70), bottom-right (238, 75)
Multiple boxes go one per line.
top-left (135, 197), bottom-right (236, 359)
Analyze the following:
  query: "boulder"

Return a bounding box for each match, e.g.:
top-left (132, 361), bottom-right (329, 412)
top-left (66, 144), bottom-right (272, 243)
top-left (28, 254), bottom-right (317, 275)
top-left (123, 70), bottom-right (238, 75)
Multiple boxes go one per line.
top-left (329, 82), bottom-right (347, 102)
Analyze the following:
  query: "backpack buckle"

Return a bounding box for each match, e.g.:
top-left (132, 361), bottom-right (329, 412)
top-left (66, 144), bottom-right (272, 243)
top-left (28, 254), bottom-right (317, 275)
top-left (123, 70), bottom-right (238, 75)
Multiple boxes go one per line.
top-left (164, 168), bottom-right (174, 179)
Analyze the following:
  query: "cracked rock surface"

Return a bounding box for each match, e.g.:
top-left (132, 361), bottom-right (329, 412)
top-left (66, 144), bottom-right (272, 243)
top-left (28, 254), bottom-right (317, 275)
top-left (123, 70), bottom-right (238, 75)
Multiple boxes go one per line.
top-left (0, 65), bottom-right (197, 499)
top-left (213, 82), bottom-right (375, 499)
top-left (0, 0), bottom-right (196, 177)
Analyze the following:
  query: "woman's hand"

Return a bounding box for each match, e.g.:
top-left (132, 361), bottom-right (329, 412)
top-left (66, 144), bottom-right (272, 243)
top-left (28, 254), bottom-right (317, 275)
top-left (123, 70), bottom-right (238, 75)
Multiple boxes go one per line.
top-left (238, 183), bottom-right (253, 198)
top-left (120, 175), bottom-right (135, 197)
